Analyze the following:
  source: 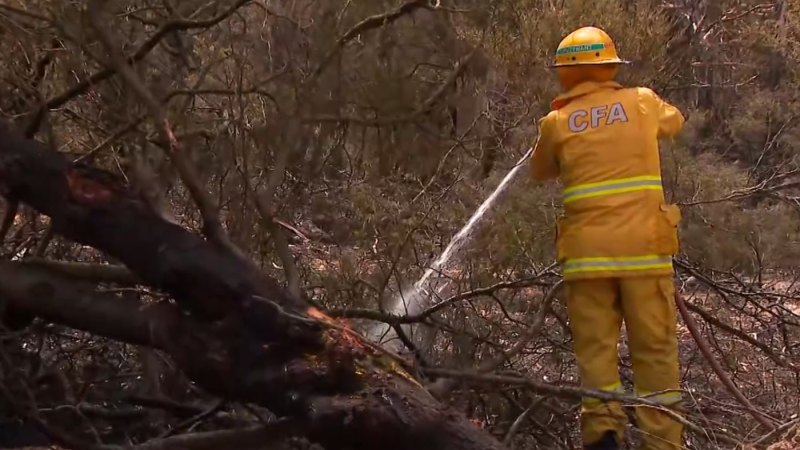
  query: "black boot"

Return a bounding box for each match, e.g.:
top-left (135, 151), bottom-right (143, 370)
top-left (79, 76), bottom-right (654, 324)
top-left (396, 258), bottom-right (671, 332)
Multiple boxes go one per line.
top-left (584, 431), bottom-right (619, 450)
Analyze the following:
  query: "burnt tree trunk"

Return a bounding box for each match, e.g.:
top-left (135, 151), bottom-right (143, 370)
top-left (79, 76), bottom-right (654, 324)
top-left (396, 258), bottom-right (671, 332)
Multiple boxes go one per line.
top-left (0, 123), bottom-right (506, 450)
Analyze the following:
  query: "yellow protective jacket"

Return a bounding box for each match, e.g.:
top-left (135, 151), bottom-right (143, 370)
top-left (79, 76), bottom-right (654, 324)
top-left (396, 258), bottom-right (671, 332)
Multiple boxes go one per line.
top-left (531, 80), bottom-right (685, 280)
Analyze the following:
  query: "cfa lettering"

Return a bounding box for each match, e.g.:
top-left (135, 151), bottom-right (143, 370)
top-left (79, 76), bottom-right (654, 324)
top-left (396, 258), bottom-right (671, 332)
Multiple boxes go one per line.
top-left (568, 103), bottom-right (628, 132)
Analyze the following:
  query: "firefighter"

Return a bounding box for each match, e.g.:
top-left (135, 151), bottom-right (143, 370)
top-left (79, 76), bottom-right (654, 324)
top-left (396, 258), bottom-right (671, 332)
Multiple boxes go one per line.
top-left (529, 26), bottom-right (686, 450)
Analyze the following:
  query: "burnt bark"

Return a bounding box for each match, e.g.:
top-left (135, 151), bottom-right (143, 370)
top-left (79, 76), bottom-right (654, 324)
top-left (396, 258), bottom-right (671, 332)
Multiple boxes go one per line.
top-left (0, 123), bottom-right (505, 450)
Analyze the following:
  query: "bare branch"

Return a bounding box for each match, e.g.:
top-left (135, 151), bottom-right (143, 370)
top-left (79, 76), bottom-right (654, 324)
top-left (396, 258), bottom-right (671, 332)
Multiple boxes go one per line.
top-left (0, 260), bottom-right (167, 348)
top-left (423, 368), bottom-right (740, 446)
top-left (303, 47), bottom-right (480, 126)
top-left (0, 4), bottom-right (53, 24)
top-left (0, 120), bottom-right (507, 450)
top-left (428, 280), bottom-right (563, 398)
top-left (127, 422), bottom-right (301, 450)
top-left (675, 291), bottom-right (779, 431)
top-left (683, 297), bottom-right (798, 370)
top-left (19, 259), bottom-right (140, 285)
top-left (331, 277), bottom-right (552, 323)
top-left (26, 0), bottom-right (254, 135)
top-left (86, 1), bottom-right (244, 259)
top-left (311, 0), bottom-right (434, 78)
top-left (244, 135), bottom-right (302, 300)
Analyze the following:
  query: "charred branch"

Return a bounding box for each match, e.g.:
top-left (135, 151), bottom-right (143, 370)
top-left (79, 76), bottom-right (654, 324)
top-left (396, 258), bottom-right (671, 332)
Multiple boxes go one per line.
top-left (0, 123), bottom-right (506, 450)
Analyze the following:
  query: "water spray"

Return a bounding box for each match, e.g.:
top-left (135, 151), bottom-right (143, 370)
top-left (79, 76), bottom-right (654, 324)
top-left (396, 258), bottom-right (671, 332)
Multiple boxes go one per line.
top-left (369, 146), bottom-right (536, 352)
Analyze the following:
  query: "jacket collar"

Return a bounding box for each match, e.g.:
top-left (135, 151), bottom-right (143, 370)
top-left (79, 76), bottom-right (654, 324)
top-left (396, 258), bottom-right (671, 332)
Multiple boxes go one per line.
top-left (550, 80), bottom-right (624, 111)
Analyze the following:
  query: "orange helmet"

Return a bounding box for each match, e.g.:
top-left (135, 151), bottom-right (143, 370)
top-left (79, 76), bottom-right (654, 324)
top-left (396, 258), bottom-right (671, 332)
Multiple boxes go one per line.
top-left (550, 26), bottom-right (629, 68)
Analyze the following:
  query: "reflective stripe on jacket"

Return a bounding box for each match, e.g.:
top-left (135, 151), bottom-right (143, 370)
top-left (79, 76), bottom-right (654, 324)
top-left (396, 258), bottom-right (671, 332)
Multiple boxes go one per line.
top-left (563, 175), bottom-right (663, 204)
top-left (530, 81), bottom-right (685, 280)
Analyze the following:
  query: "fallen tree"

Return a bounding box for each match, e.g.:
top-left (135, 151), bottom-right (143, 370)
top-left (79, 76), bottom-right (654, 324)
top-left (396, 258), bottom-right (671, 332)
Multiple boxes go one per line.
top-left (0, 123), bottom-right (506, 449)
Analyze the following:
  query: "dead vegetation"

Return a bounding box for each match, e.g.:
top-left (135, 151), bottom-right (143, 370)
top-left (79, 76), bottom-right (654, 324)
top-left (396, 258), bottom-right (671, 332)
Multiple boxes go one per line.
top-left (0, 1), bottom-right (798, 449)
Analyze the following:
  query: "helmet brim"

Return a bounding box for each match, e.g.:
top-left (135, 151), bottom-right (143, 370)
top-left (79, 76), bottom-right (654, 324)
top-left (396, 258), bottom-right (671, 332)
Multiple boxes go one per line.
top-left (547, 59), bottom-right (631, 69)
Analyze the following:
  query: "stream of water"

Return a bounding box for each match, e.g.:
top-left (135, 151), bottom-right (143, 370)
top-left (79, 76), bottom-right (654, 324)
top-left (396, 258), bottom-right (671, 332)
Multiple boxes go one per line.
top-left (369, 147), bottom-right (535, 351)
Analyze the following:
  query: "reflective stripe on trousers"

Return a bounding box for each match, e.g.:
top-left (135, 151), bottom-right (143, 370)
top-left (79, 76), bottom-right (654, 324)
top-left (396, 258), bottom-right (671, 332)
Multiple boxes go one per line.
top-left (563, 175), bottom-right (663, 204)
top-left (583, 381), bottom-right (625, 408)
top-left (563, 255), bottom-right (673, 276)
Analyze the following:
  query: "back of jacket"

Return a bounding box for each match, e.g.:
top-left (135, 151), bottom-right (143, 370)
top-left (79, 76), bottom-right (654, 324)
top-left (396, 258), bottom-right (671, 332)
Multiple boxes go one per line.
top-left (531, 81), bottom-right (685, 280)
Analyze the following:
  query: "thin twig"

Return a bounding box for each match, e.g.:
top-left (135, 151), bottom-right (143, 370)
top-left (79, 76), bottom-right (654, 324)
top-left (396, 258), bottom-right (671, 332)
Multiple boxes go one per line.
top-left (86, 1), bottom-right (244, 259)
top-left (331, 277), bottom-right (551, 323)
top-left (238, 126), bottom-right (302, 299)
top-left (0, 4), bottom-right (53, 23)
top-left (675, 291), bottom-right (778, 431)
top-left (304, 44), bottom-right (480, 126)
top-left (158, 400), bottom-right (226, 438)
top-left (424, 368), bottom-right (741, 446)
top-left (684, 297), bottom-right (797, 370)
top-left (428, 281), bottom-right (562, 398)
top-left (503, 403), bottom-right (534, 446)
top-left (118, 421), bottom-right (302, 450)
top-left (753, 418), bottom-right (800, 446)
top-left (26, 0), bottom-right (253, 136)
top-left (311, 0), bottom-right (434, 78)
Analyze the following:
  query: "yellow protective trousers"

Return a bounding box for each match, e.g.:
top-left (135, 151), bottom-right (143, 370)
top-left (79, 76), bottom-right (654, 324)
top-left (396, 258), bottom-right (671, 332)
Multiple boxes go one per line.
top-left (565, 275), bottom-right (684, 450)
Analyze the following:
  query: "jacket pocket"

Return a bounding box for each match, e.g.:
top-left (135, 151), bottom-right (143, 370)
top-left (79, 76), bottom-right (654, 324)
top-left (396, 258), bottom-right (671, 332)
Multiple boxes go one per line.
top-left (654, 203), bottom-right (682, 255)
